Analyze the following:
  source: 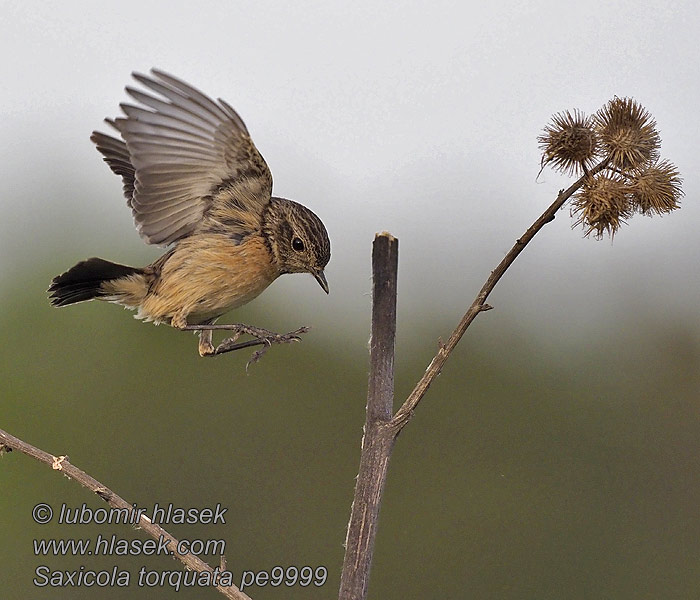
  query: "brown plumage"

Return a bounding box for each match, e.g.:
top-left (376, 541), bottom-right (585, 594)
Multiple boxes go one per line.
top-left (49, 69), bottom-right (330, 356)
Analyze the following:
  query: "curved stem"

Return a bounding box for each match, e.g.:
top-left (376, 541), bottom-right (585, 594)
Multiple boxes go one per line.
top-left (391, 159), bottom-right (609, 430)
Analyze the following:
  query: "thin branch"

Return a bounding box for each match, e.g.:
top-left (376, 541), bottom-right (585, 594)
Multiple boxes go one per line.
top-left (338, 233), bottom-right (398, 600)
top-left (0, 428), bottom-right (252, 600)
top-left (390, 158), bottom-right (608, 430)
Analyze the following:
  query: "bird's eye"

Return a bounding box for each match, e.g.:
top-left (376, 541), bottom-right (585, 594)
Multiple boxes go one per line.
top-left (292, 237), bottom-right (305, 252)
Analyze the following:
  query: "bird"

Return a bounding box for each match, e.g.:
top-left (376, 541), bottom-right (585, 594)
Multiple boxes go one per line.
top-left (48, 69), bottom-right (330, 357)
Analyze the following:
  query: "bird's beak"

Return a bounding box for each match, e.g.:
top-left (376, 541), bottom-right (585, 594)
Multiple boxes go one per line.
top-left (313, 270), bottom-right (329, 294)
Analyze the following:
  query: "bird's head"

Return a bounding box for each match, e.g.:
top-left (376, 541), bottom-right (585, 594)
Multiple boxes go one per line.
top-left (264, 197), bottom-right (331, 293)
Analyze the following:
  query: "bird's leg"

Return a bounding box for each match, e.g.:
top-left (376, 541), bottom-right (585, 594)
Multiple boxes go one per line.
top-left (175, 317), bottom-right (310, 363)
top-left (192, 324), bottom-right (309, 354)
top-left (171, 313), bottom-right (217, 357)
top-left (197, 327), bottom-right (216, 357)
top-left (211, 325), bottom-right (310, 363)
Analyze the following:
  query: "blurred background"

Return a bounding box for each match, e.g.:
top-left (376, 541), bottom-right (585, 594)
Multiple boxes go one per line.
top-left (2, 1), bottom-right (699, 598)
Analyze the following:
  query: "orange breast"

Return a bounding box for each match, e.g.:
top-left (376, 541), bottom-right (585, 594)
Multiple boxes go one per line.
top-left (138, 234), bottom-right (279, 324)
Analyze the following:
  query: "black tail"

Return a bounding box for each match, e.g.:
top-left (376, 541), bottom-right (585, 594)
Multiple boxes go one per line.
top-left (48, 258), bottom-right (141, 307)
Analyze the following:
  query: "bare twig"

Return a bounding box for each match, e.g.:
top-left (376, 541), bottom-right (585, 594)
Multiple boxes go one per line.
top-left (391, 158), bottom-right (608, 431)
top-left (0, 428), bottom-right (252, 600)
top-left (338, 233), bottom-right (398, 600)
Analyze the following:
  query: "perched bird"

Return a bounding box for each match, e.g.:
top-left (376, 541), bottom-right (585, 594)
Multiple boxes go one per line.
top-left (49, 69), bottom-right (330, 356)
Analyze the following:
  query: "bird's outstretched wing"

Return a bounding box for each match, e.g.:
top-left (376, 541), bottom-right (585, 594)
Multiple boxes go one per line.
top-left (91, 69), bottom-right (273, 246)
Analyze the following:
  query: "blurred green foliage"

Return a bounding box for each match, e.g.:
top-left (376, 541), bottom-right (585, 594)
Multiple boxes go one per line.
top-left (1, 261), bottom-right (699, 599)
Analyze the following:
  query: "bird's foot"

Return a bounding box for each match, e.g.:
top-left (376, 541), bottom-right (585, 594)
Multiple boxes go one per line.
top-left (180, 323), bottom-right (310, 367)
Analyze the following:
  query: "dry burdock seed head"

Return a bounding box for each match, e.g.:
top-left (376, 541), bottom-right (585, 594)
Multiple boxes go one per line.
top-left (631, 159), bottom-right (684, 215)
top-left (594, 97), bottom-right (660, 171)
top-left (572, 175), bottom-right (632, 239)
top-left (538, 109), bottom-right (598, 175)
top-left (540, 96), bottom-right (683, 238)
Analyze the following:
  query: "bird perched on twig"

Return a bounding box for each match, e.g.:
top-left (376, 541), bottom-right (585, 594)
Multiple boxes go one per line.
top-left (49, 69), bottom-right (330, 358)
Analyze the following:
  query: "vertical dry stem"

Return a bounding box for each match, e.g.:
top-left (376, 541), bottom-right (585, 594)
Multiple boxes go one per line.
top-left (338, 233), bottom-right (398, 600)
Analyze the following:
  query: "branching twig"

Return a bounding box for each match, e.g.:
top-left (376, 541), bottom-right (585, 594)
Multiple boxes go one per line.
top-left (0, 428), bottom-right (252, 600)
top-left (340, 159), bottom-right (608, 600)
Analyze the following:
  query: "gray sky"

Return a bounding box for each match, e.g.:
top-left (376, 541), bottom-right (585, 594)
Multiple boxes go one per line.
top-left (2, 0), bottom-right (698, 342)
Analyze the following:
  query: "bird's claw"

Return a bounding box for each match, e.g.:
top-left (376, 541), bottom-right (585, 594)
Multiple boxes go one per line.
top-left (185, 323), bottom-right (311, 366)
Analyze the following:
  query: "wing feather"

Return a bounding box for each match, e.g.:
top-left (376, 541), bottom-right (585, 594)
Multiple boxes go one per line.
top-left (92, 69), bottom-right (273, 245)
